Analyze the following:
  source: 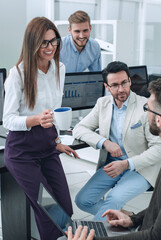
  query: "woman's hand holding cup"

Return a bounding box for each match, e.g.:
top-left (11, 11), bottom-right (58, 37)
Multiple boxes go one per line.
top-left (39, 109), bottom-right (54, 128)
top-left (39, 107), bottom-right (72, 130)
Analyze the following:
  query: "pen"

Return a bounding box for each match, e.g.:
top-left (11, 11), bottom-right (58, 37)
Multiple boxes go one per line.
top-left (0, 134), bottom-right (7, 139)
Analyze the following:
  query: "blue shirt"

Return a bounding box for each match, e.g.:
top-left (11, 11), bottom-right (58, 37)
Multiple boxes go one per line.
top-left (97, 98), bottom-right (134, 170)
top-left (60, 35), bottom-right (102, 73)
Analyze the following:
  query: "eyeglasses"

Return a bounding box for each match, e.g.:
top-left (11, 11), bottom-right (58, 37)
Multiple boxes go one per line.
top-left (143, 103), bottom-right (161, 117)
top-left (40, 37), bottom-right (60, 48)
top-left (107, 79), bottom-right (130, 91)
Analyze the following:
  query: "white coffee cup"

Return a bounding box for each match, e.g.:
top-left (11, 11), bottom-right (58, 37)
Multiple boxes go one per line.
top-left (54, 107), bottom-right (72, 130)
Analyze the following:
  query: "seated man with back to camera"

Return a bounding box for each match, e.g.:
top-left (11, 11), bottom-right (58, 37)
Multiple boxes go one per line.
top-left (67, 77), bottom-right (161, 240)
top-left (60, 10), bottom-right (101, 73)
top-left (73, 61), bottom-right (161, 221)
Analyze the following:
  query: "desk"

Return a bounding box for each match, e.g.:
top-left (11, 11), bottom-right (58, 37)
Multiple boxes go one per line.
top-left (0, 134), bottom-right (31, 240)
top-left (0, 133), bottom-right (88, 240)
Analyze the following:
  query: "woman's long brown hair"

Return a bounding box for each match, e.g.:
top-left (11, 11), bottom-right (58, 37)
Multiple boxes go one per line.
top-left (16, 17), bottom-right (62, 109)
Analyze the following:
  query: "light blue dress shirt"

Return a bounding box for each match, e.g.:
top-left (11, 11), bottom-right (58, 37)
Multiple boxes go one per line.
top-left (97, 98), bottom-right (134, 170)
top-left (60, 35), bottom-right (101, 73)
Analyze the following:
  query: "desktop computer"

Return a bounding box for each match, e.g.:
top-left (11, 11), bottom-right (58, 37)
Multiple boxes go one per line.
top-left (61, 71), bottom-right (104, 127)
top-left (61, 66), bottom-right (149, 127)
top-left (129, 65), bottom-right (149, 98)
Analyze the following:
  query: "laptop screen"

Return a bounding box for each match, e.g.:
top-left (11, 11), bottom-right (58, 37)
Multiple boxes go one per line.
top-left (61, 71), bottom-right (104, 110)
top-left (37, 183), bottom-right (71, 234)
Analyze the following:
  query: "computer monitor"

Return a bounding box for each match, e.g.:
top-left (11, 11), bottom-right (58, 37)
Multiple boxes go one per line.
top-left (0, 68), bottom-right (6, 125)
top-left (61, 71), bottom-right (104, 110)
top-left (129, 65), bottom-right (149, 97)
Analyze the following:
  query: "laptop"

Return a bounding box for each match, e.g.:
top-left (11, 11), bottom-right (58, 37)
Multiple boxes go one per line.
top-left (37, 183), bottom-right (134, 239)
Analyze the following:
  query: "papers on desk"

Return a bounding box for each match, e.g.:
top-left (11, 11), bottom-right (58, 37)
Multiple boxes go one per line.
top-left (60, 135), bottom-right (74, 145)
top-left (59, 135), bottom-right (99, 165)
top-left (76, 147), bottom-right (100, 164)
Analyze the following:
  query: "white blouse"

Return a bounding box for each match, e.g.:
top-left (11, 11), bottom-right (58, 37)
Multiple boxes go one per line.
top-left (3, 60), bottom-right (65, 131)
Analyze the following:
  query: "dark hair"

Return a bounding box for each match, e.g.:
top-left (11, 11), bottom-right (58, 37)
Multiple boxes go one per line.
top-left (148, 78), bottom-right (161, 110)
top-left (68, 10), bottom-right (90, 28)
top-left (102, 61), bottom-right (130, 84)
top-left (16, 17), bottom-right (62, 109)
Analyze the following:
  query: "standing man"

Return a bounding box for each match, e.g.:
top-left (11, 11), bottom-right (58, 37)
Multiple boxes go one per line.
top-left (73, 61), bottom-right (161, 221)
top-left (67, 78), bottom-right (161, 240)
top-left (60, 10), bottom-right (101, 73)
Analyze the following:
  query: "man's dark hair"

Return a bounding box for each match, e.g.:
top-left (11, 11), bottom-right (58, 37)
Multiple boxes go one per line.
top-left (148, 78), bottom-right (161, 110)
top-left (102, 61), bottom-right (130, 84)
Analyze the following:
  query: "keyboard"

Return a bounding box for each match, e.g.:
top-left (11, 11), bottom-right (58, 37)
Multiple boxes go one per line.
top-left (80, 220), bottom-right (108, 237)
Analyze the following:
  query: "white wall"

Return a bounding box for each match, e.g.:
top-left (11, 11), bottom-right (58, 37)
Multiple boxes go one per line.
top-left (54, 0), bottom-right (97, 20)
top-left (0, 0), bottom-right (26, 72)
top-left (144, 3), bottom-right (161, 74)
top-left (26, 0), bottom-right (46, 24)
top-left (0, 0), bottom-right (48, 73)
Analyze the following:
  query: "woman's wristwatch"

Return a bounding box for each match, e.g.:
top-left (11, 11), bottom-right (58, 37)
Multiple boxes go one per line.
top-left (55, 138), bottom-right (62, 144)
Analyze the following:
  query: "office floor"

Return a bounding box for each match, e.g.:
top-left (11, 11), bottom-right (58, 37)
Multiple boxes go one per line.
top-left (0, 147), bottom-right (153, 240)
top-left (61, 147), bottom-right (153, 220)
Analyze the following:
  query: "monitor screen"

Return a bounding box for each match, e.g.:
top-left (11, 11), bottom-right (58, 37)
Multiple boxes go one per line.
top-left (0, 68), bottom-right (6, 125)
top-left (61, 71), bottom-right (104, 110)
top-left (129, 65), bottom-right (149, 97)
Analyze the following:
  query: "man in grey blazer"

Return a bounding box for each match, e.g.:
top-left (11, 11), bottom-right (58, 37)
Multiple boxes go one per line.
top-left (73, 61), bottom-right (161, 221)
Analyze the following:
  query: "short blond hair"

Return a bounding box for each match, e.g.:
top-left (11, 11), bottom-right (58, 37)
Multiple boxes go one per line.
top-left (68, 10), bottom-right (91, 27)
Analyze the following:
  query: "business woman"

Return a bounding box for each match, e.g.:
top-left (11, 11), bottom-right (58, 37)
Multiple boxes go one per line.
top-left (3, 17), bottom-right (78, 240)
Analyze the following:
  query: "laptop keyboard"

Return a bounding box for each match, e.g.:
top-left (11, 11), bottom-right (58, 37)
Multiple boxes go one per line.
top-left (80, 220), bottom-right (108, 237)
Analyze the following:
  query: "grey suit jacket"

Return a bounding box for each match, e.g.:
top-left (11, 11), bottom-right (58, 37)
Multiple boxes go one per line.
top-left (73, 91), bottom-right (161, 187)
